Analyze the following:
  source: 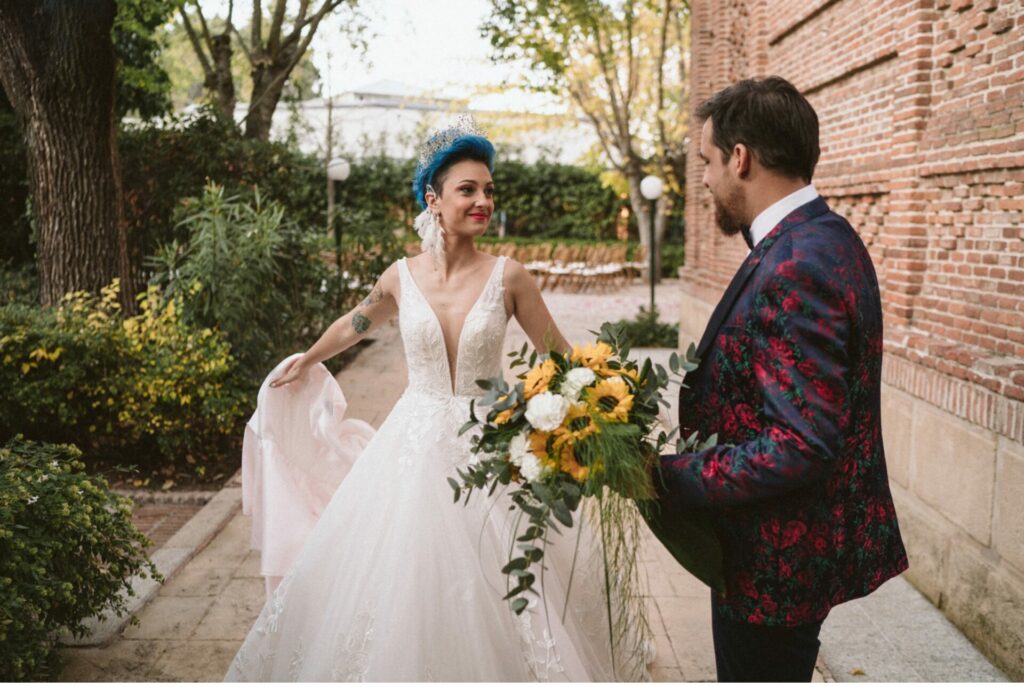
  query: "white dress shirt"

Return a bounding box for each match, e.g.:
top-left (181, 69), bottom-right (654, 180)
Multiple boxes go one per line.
top-left (748, 184), bottom-right (819, 248)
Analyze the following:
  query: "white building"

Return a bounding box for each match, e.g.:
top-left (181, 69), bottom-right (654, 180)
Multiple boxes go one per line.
top-left (241, 79), bottom-right (598, 164)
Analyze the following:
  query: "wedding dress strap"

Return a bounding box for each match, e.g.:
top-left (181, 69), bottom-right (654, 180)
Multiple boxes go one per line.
top-left (397, 255), bottom-right (507, 309)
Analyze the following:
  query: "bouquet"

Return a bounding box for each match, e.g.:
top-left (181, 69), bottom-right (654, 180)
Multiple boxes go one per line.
top-left (450, 322), bottom-right (723, 630)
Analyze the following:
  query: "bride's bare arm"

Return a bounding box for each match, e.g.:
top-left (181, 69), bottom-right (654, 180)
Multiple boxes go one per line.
top-left (506, 259), bottom-right (570, 354)
top-left (271, 263), bottom-right (400, 387)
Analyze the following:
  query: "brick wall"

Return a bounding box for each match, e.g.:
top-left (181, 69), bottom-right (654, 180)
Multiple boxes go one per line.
top-left (682, 0), bottom-right (1024, 678)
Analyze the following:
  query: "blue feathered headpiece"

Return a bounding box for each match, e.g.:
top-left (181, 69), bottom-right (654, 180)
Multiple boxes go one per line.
top-left (412, 118), bottom-right (495, 210)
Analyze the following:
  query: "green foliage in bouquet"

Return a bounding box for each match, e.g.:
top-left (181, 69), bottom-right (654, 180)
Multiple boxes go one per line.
top-left (452, 326), bottom-right (726, 621)
top-left (0, 437), bottom-right (160, 679)
top-left (449, 323), bottom-right (724, 677)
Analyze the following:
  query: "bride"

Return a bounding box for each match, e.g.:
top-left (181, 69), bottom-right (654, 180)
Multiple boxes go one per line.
top-left (225, 121), bottom-right (650, 682)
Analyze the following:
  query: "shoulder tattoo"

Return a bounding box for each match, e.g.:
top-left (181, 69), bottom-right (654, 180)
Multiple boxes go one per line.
top-left (359, 283), bottom-right (384, 307)
top-left (352, 312), bottom-right (371, 334)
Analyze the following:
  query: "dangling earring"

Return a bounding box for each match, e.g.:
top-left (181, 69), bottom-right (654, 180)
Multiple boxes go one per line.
top-left (414, 186), bottom-right (446, 265)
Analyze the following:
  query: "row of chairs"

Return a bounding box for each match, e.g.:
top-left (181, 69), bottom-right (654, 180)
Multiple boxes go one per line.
top-left (486, 243), bottom-right (649, 292)
top-left (401, 241), bottom-right (650, 292)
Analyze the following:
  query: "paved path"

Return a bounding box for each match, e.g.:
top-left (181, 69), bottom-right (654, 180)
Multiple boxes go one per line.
top-left (60, 280), bottom-right (1003, 682)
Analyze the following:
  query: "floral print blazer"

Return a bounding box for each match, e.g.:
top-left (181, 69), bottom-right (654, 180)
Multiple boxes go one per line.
top-left (657, 197), bottom-right (908, 626)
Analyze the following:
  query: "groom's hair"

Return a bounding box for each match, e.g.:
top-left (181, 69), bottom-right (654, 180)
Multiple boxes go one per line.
top-left (695, 76), bottom-right (820, 183)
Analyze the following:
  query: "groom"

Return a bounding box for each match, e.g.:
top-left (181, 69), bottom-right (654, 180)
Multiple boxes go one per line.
top-left (654, 76), bottom-right (908, 681)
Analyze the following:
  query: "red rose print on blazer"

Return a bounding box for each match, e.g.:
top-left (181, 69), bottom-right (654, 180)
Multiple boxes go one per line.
top-left (656, 197), bottom-right (908, 626)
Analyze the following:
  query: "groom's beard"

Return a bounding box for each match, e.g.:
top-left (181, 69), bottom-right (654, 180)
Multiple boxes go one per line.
top-left (713, 194), bottom-right (749, 238)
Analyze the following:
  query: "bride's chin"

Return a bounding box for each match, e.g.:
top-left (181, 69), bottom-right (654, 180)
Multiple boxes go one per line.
top-left (451, 224), bottom-right (490, 240)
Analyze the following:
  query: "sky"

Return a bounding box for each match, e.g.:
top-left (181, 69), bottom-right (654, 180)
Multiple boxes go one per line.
top-left (204, 0), bottom-right (563, 112)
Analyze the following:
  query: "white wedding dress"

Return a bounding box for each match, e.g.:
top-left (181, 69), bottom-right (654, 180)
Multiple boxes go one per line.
top-left (225, 256), bottom-right (649, 682)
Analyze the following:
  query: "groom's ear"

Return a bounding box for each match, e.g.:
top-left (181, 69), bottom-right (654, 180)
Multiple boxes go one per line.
top-left (733, 143), bottom-right (753, 179)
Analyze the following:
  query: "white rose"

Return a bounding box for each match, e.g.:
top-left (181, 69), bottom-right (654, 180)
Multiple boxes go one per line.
top-left (525, 392), bottom-right (570, 432)
top-left (508, 432), bottom-right (530, 467)
top-left (520, 452), bottom-right (546, 482)
top-left (559, 366), bottom-right (596, 401)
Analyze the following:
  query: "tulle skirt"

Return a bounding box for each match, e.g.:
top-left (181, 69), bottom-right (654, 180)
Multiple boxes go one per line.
top-left (226, 360), bottom-right (647, 682)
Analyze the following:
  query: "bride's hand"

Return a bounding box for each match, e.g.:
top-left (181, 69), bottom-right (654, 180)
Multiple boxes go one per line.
top-left (270, 356), bottom-right (309, 388)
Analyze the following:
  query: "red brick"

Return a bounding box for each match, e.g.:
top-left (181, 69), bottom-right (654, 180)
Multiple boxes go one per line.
top-left (687, 0), bottom-right (1024, 407)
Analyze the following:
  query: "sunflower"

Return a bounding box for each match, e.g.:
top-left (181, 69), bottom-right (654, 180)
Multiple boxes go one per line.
top-left (557, 443), bottom-right (590, 482)
top-left (570, 341), bottom-right (616, 376)
top-left (553, 403), bottom-right (600, 445)
top-left (584, 377), bottom-right (634, 423)
top-left (523, 358), bottom-right (558, 399)
top-left (528, 430), bottom-right (558, 470)
top-left (494, 407), bottom-right (514, 425)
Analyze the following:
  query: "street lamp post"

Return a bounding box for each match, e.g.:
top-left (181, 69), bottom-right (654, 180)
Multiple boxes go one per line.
top-left (327, 157), bottom-right (351, 308)
top-left (639, 175), bottom-right (663, 315)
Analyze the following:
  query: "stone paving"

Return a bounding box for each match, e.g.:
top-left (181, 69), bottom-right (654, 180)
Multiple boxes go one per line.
top-left (59, 279), bottom-right (1003, 682)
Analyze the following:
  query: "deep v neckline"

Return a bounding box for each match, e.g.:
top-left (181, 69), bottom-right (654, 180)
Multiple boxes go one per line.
top-left (401, 256), bottom-right (503, 395)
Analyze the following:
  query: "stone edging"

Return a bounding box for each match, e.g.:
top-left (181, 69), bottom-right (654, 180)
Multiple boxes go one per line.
top-left (60, 484), bottom-right (243, 647)
top-left (112, 488), bottom-right (217, 506)
top-left (882, 353), bottom-right (1024, 444)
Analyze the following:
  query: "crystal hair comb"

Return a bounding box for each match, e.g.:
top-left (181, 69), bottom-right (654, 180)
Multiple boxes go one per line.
top-left (416, 114), bottom-right (488, 168)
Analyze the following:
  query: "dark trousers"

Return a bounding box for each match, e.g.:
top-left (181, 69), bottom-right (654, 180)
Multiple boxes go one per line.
top-left (711, 592), bottom-right (823, 682)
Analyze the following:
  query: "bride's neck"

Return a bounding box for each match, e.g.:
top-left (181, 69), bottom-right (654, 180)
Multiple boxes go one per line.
top-left (434, 235), bottom-right (478, 277)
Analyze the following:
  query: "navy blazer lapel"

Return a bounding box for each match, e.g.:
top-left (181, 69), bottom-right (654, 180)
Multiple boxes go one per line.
top-left (695, 253), bottom-right (761, 361)
top-left (693, 197), bottom-right (832, 363)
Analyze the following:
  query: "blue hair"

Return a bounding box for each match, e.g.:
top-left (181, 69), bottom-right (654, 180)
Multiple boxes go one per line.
top-left (412, 134), bottom-right (496, 210)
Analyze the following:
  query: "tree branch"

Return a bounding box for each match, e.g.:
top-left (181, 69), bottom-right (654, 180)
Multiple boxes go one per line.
top-left (266, 0), bottom-right (288, 54)
top-left (655, 0), bottom-right (671, 157)
top-left (179, 8), bottom-right (214, 77)
top-left (231, 22), bottom-right (253, 65)
top-left (194, 2), bottom-right (215, 51)
top-left (251, 0), bottom-right (262, 56)
top-left (282, 0), bottom-right (347, 54)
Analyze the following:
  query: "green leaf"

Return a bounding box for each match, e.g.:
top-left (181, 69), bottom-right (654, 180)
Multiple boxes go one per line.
top-left (698, 433), bottom-right (719, 451)
top-left (551, 500), bottom-right (573, 528)
top-left (476, 378), bottom-right (493, 390)
top-left (501, 557), bottom-right (529, 574)
top-left (510, 597), bottom-right (529, 614)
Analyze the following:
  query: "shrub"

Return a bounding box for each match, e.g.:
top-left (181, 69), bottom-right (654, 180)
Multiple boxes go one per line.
top-left (0, 261), bottom-right (37, 306)
top-left (491, 159), bottom-right (623, 240)
top-left (333, 154), bottom-right (627, 242)
top-left (120, 109), bottom-right (327, 266)
top-left (148, 183), bottom-right (358, 384)
top-left (0, 280), bottom-right (248, 474)
top-left (611, 305), bottom-right (679, 348)
top-left (0, 437), bottom-right (159, 679)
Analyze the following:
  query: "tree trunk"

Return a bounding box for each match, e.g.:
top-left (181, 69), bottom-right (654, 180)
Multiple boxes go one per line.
top-left (244, 59), bottom-right (290, 141)
top-left (0, 2), bottom-right (135, 308)
top-left (208, 32), bottom-right (236, 120)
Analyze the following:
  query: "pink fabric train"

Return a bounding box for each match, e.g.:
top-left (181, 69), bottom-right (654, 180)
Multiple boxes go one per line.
top-left (241, 353), bottom-right (375, 595)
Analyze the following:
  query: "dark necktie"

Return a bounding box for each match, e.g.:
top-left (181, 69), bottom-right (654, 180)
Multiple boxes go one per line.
top-left (741, 226), bottom-right (754, 250)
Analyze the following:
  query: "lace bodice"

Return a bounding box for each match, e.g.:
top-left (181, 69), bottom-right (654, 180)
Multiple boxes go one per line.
top-left (396, 256), bottom-right (509, 398)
